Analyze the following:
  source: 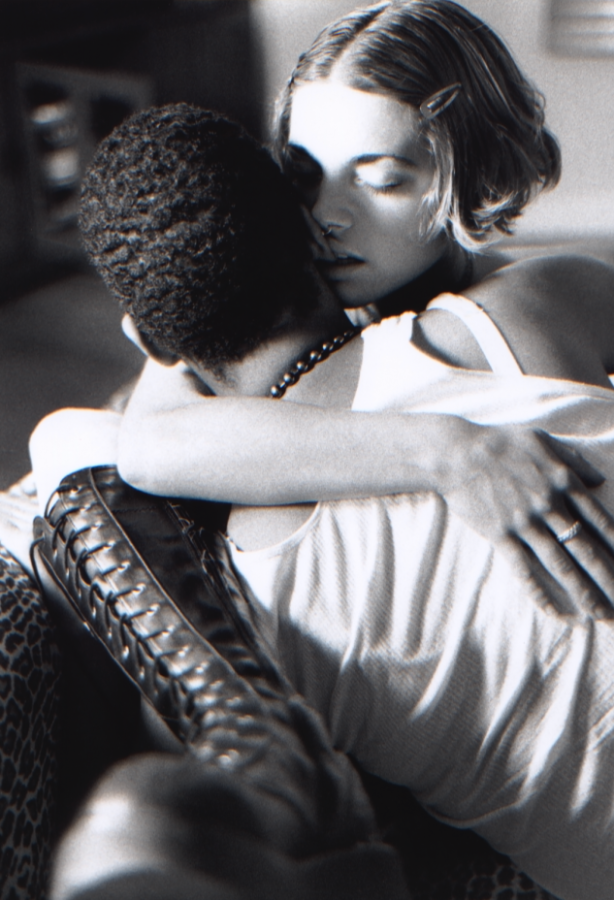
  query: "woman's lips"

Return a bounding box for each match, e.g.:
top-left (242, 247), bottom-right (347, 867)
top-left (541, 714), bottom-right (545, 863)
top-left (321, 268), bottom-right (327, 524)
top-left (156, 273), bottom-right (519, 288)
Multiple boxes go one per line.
top-left (317, 253), bottom-right (365, 274)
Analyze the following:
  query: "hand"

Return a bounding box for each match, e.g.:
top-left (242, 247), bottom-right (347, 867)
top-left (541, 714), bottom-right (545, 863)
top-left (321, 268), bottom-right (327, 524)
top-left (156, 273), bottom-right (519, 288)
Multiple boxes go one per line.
top-left (442, 422), bottom-right (614, 618)
top-left (0, 474), bottom-right (39, 575)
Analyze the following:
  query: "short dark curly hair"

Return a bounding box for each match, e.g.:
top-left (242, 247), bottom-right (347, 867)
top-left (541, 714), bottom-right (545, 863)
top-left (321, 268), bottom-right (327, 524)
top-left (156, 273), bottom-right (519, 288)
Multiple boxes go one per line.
top-left (80, 104), bottom-right (315, 368)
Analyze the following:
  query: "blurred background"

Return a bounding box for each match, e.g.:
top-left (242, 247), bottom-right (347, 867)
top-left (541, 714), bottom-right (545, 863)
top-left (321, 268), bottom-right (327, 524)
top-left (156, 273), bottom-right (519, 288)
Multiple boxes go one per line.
top-left (0, 0), bottom-right (613, 488)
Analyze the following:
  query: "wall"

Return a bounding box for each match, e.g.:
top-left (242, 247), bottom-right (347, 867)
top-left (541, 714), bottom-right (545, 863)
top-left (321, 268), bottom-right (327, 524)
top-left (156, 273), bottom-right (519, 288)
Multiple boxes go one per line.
top-left (0, 0), bottom-right (262, 298)
top-left (251, 0), bottom-right (614, 241)
top-left (250, 0), bottom-right (356, 132)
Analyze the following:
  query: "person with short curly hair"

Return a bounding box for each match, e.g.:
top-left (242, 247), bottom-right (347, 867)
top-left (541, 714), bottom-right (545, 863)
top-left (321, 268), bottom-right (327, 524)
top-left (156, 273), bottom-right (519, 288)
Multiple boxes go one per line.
top-left (79, 105), bottom-right (316, 374)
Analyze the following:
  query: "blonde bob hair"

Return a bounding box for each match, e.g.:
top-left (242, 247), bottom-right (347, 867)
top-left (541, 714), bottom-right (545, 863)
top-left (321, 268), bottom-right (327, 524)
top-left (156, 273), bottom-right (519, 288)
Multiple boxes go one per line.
top-left (274, 0), bottom-right (561, 251)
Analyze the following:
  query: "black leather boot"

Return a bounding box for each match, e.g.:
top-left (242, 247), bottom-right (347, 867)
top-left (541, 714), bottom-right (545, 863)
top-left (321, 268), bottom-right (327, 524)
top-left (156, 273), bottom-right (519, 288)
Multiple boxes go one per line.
top-left (33, 466), bottom-right (410, 900)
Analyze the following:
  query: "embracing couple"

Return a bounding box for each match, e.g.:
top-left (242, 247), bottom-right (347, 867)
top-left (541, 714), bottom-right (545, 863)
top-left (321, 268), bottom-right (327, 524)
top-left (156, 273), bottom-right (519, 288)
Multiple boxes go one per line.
top-left (31, 4), bottom-right (614, 900)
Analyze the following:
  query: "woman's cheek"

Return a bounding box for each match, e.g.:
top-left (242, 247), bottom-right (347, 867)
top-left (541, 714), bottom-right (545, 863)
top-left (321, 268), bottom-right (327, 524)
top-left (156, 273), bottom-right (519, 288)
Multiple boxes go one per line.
top-left (371, 201), bottom-right (424, 245)
top-left (371, 188), bottom-right (422, 219)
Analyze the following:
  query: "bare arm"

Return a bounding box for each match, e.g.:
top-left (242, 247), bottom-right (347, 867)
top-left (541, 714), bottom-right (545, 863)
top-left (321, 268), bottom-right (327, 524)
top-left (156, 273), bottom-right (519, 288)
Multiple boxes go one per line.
top-left (119, 357), bottom-right (611, 562)
top-left (119, 356), bottom-right (483, 504)
top-left (120, 252), bottom-right (614, 508)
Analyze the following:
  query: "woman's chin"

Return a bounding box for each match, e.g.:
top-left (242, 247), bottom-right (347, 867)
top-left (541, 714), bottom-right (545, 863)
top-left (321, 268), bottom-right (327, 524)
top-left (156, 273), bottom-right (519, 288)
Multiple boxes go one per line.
top-left (331, 284), bottom-right (397, 310)
top-left (324, 277), bottom-right (378, 308)
top-left (321, 265), bottom-right (419, 308)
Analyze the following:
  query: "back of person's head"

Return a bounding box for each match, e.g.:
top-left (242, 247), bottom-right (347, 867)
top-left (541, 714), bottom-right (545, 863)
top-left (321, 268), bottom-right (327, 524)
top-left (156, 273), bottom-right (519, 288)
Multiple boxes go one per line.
top-left (275, 0), bottom-right (561, 250)
top-left (80, 104), bottom-right (314, 370)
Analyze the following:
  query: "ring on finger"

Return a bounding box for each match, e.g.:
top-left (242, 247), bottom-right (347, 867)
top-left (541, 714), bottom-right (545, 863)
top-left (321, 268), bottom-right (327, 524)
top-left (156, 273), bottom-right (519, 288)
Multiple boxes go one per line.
top-left (556, 521), bottom-right (582, 544)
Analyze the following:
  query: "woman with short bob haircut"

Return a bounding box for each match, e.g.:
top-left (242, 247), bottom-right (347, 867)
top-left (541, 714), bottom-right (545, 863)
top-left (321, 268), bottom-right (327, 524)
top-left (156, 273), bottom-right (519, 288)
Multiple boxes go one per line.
top-left (274, 0), bottom-right (560, 252)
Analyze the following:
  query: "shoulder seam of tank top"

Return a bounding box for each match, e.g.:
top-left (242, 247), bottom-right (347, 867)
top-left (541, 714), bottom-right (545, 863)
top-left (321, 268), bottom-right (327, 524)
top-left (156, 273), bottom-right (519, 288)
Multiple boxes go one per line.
top-left (427, 293), bottom-right (523, 377)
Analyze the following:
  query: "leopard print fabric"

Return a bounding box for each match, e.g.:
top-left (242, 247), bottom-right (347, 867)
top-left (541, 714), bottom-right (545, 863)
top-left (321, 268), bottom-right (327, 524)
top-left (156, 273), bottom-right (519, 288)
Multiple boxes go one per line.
top-left (408, 851), bottom-right (558, 900)
top-left (0, 545), bottom-right (61, 900)
top-left (364, 771), bottom-right (560, 900)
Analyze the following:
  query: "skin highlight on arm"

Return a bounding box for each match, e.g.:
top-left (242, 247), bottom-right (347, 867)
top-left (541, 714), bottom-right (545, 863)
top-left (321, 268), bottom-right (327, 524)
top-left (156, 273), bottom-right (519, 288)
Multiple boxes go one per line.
top-left (118, 358), bottom-right (477, 505)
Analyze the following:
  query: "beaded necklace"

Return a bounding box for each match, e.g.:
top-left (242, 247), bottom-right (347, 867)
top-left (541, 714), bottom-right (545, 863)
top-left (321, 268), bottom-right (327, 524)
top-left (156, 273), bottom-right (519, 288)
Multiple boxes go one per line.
top-left (270, 326), bottom-right (361, 399)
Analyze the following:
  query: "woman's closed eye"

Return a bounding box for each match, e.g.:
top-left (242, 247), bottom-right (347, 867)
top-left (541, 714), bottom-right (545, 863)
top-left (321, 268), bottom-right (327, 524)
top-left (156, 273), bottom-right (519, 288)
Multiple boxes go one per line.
top-left (354, 158), bottom-right (413, 193)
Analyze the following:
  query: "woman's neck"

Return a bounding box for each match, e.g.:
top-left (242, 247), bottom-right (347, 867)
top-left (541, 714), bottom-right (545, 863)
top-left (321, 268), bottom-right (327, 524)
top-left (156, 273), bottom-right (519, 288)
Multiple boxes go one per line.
top-left (377, 244), bottom-right (474, 318)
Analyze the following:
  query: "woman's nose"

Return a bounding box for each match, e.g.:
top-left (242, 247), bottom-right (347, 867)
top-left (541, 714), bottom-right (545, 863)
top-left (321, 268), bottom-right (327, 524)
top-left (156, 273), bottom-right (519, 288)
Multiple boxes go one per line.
top-left (310, 175), bottom-right (353, 235)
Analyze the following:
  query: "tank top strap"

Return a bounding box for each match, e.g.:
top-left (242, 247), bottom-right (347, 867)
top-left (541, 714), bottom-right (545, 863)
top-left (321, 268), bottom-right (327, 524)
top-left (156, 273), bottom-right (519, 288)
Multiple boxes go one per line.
top-left (427, 293), bottom-right (524, 377)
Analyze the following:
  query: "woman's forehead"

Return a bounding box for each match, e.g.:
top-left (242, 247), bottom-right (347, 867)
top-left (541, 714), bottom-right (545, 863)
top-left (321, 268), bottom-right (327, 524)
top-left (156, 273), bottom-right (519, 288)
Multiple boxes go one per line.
top-left (288, 80), bottom-right (424, 168)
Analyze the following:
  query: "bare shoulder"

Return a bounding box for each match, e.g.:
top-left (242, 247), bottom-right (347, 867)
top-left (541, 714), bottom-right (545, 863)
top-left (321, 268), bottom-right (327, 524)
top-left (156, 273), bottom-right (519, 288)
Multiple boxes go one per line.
top-left (470, 247), bottom-right (515, 282)
top-left (467, 253), bottom-right (614, 319)
top-left (464, 253), bottom-right (614, 382)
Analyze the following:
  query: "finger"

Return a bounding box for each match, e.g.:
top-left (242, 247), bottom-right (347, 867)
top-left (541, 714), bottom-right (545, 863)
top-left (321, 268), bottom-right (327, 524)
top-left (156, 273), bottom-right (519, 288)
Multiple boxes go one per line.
top-left (536, 431), bottom-right (605, 488)
top-left (559, 533), bottom-right (614, 614)
top-left (0, 525), bottom-right (35, 575)
top-left (545, 499), bottom-right (614, 609)
top-left (518, 519), bottom-right (613, 619)
top-left (8, 473), bottom-right (37, 498)
top-left (535, 468), bottom-right (614, 608)
top-left (0, 494), bottom-right (38, 517)
top-left (567, 487), bottom-right (614, 556)
top-left (0, 509), bottom-right (35, 528)
top-left (499, 533), bottom-right (576, 617)
top-left (0, 516), bottom-right (35, 535)
top-left (554, 490), bottom-right (614, 609)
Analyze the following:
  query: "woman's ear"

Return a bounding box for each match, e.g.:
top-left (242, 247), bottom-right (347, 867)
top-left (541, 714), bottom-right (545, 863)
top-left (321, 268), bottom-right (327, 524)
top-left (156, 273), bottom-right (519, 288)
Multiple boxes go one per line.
top-left (121, 315), bottom-right (179, 366)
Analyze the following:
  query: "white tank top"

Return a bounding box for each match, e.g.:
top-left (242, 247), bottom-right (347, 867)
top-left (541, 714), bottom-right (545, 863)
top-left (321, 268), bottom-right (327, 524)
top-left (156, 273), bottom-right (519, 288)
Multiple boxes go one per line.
top-left (427, 292), bottom-right (524, 375)
top-left (226, 296), bottom-right (614, 900)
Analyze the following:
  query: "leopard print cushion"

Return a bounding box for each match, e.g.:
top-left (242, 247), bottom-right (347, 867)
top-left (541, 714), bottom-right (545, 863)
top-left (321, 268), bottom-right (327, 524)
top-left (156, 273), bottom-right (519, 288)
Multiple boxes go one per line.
top-left (408, 852), bottom-right (557, 900)
top-left (363, 771), bottom-right (560, 900)
top-left (0, 545), bottom-right (61, 900)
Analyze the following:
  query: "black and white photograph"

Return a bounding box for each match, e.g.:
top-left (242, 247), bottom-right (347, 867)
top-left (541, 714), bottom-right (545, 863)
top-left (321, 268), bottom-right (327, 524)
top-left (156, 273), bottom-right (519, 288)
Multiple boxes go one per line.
top-left (1, 2), bottom-right (614, 899)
